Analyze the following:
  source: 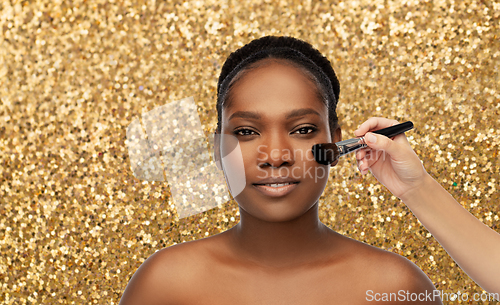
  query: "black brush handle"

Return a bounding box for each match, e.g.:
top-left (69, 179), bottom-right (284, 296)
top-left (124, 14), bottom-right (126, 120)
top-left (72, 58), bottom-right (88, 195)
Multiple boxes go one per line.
top-left (372, 121), bottom-right (414, 138)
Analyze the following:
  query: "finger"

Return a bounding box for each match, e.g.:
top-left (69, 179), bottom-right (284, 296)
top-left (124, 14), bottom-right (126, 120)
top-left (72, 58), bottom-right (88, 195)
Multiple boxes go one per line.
top-left (363, 131), bottom-right (411, 161)
top-left (357, 159), bottom-right (369, 174)
top-left (355, 117), bottom-right (399, 136)
top-left (354, 117), bottom-right (399, 137)
top-left (358, 158), bottom-right (371, 175)
top-left (355, 148), bottom-right (368, 161)
top-left (357, 149), bottom-right (374, 169)
top-left (357, 158), bottom-right (362, 171)
top-left (356, 148), bottom-right (374, 174)
top-left (359, 150), bottom-right (382, 168)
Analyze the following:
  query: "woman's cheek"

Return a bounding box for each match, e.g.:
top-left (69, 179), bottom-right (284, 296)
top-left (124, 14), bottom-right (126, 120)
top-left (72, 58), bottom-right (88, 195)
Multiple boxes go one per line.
top-left (220, 135), bottom-right (247, 198)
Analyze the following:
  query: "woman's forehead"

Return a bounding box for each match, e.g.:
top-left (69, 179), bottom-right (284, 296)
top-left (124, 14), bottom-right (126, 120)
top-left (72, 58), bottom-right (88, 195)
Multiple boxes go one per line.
top-left (223, 62), bottom-right (327, 119)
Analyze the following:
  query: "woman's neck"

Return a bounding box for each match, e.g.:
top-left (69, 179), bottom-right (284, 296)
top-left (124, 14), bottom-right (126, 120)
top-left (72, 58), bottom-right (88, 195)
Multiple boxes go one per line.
top-left (226, 202), bottom-right (339, 270)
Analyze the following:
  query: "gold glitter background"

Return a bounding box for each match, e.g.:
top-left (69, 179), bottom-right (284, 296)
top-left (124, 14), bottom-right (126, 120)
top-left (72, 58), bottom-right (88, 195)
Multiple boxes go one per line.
top-left (1, 0), bottom-right (499, 304)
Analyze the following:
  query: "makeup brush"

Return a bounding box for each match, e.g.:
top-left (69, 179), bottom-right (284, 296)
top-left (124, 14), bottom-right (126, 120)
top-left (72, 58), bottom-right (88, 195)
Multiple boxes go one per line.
top-left (312, 121), bottom-right (414, 165)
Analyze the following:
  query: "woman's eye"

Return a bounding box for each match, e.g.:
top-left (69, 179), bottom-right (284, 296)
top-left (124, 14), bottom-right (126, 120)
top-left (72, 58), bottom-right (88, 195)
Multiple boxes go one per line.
top-left (234, 128), bottom-right (258, 136)
top-left (293, 126), bottom-right (317, 135)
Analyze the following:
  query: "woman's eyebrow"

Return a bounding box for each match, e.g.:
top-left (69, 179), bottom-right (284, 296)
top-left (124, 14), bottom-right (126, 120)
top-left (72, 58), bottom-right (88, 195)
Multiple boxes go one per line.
top-left (228, 108), bottom-right (320, 122)
top-left (228, 111), bottom-right (262, 121)
top-left (285, 108), bottom-right (321, 119)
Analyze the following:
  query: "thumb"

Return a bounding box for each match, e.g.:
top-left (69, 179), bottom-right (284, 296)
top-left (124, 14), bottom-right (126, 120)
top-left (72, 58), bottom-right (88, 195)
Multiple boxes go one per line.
top-left (364, 132), bottom-right (406, 159)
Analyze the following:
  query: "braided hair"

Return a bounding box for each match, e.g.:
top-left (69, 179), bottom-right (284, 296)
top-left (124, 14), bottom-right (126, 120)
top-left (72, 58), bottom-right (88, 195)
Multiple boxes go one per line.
top-left (216, 36), bottom-right (340, 139)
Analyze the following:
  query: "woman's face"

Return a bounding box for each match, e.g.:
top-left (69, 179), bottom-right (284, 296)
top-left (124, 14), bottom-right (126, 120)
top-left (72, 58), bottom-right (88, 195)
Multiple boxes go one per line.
top-left (220, 60), bottom-right (341, 222)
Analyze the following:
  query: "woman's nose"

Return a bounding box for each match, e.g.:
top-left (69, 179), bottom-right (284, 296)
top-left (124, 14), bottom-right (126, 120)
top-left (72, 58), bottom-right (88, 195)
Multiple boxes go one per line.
top-left (257, 136), bottom-right (295, 168)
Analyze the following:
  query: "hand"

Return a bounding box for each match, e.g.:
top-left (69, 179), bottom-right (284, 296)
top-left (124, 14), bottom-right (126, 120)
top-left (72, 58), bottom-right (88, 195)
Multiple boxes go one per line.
top-left (354, 117), bottom-right (429, 200)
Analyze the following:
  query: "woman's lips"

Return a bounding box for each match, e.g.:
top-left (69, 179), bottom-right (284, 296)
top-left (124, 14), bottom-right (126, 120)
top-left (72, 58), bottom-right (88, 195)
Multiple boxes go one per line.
top-left (252, 182), bottom-right (299, 197)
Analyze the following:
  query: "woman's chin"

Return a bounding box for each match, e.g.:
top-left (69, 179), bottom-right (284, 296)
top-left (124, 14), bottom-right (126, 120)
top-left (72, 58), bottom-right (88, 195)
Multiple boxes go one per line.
top-left (232, 177), bottom-right (328, 222)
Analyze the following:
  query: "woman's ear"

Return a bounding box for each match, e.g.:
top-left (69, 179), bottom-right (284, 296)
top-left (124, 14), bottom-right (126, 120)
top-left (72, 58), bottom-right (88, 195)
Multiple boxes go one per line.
top-left (213, 132), bottom-right (222, 170)
top-left (332, 126), bottom-right (342, 143)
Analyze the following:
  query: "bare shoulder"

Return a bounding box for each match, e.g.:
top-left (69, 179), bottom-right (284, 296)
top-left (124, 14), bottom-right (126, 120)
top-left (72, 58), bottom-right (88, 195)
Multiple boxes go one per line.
top-left (367, 247), bottom-right (435, 290)
top-left (118, 238), bottom-right (213, 305)
top-left (340, 236), bottom-right (442, 304)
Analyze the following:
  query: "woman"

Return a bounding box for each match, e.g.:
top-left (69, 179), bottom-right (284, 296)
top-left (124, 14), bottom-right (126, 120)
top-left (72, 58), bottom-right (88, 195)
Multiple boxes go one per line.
top-left (119, 36), bottom-right (441, 304)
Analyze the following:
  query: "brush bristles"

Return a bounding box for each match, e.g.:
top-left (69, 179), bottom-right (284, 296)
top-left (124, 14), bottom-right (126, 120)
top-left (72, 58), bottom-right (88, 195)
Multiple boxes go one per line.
top-left (312, 143), bottom-right (340, 165)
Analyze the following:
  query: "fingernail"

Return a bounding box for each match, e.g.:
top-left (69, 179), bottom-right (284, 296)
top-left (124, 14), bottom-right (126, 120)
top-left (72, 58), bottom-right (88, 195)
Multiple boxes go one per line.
top-left (359, 160), bottom-right (364, 168)
top-left (365, 133), bottom-right (377, 144)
